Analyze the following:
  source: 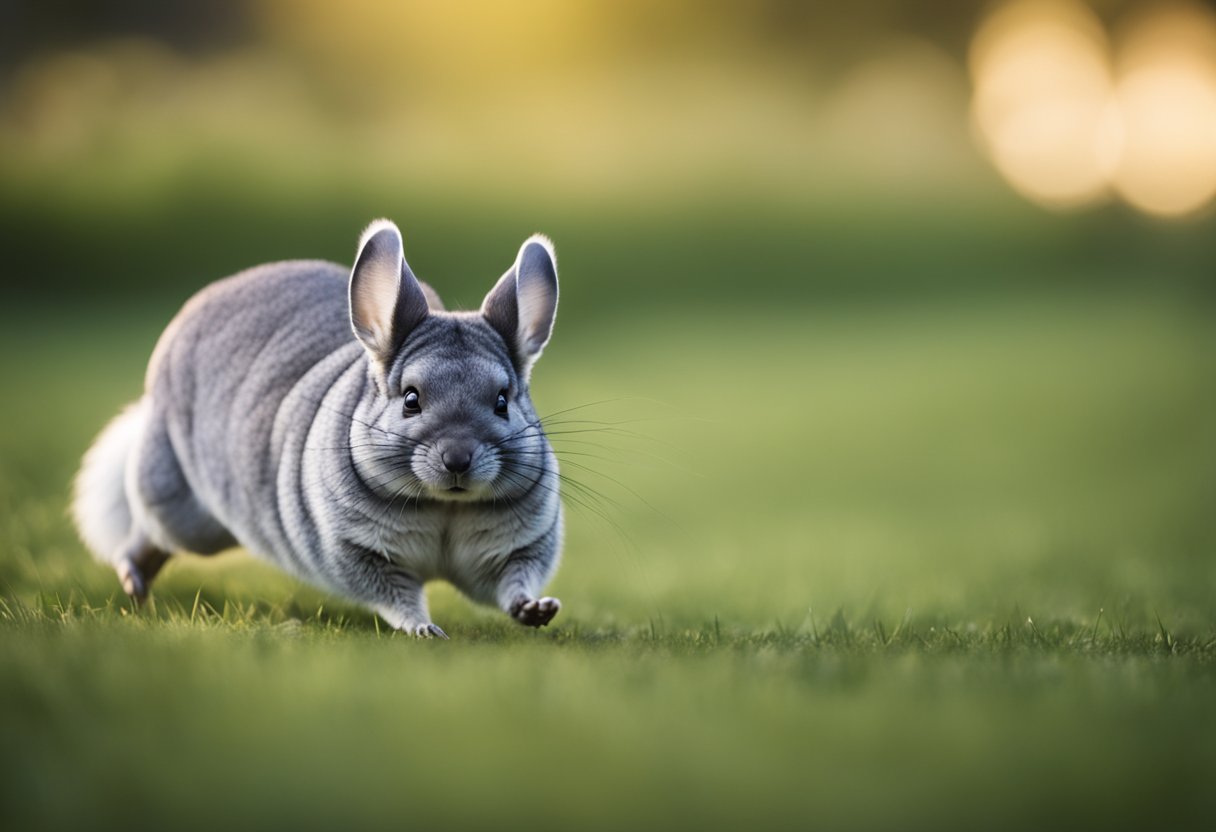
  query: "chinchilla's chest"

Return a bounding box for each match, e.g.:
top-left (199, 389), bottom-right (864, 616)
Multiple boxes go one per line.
top-left (378, 505), bottom-right (518, 584)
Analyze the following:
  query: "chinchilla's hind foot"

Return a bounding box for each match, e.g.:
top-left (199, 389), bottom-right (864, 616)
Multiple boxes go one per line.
top-left (409, 623), bottom-right (449, 639)
top-left (511, 596), bottom-right (561, 628)
top-left (115, 537), bottom-right (170, 603)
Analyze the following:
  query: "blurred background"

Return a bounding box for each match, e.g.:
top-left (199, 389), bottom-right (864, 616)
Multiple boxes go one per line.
top-left (2, 0), bottom-right (1214, 306)
top-left (1, 3), bottom-right (1215, 829)
top-left (2, 0), bottom-right (1215, 650)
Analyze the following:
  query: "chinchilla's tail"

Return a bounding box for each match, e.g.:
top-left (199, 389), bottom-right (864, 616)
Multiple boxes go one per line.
top-left (72, 400), bottom-right (146, 563)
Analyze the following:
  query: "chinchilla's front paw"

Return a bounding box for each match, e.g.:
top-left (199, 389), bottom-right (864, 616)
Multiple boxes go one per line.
top-left (510, 596), bottom-right (561, 628)
top-left (376, 605), bottom-right (449, 639)
top-left (408, 622), bottom-right (449, 639)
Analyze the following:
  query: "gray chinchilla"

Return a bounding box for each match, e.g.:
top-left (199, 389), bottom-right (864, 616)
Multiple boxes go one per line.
top-left (72, 219), bottom-right (564, 638)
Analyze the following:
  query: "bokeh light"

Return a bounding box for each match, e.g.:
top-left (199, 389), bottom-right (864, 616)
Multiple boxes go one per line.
top-left (970, 0), bottom-right (1216, 218)
top-left (1109, 2), bottom-right (1216, 217)
top-left (969, 0), bottom-right (1116, 209)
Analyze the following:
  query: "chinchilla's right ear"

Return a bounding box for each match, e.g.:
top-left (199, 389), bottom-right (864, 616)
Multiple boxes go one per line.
top-left (349, 219), bottom-right (430, 373)
top-left (481, 234), bottom-right (559, 382)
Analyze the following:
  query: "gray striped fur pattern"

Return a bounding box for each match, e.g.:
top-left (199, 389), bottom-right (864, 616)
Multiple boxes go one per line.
top-left (71, 220), bottom-right (564, 637)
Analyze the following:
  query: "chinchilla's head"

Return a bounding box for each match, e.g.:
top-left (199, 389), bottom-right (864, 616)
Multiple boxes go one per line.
top-left (347, 219), bottom-right (559, 503)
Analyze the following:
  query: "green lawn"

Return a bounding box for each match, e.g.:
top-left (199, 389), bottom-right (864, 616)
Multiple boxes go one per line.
top-left (2, 289), bottom-right (1214, 831)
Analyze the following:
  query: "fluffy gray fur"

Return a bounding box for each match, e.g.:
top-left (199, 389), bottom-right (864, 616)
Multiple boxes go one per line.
top-left (72, 220), bottom-right (564, 637)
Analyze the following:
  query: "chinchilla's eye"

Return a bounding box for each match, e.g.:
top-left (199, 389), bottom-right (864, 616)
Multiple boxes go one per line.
top-left (495, 390), bottom-right (509, 418)
top-left (403, 387), bottom-right (421, 416)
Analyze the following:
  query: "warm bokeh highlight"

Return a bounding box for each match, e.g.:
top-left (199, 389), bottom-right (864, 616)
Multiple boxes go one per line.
top-left (1110, 2), bottom-right (1216, 216)
top-left (971, 0), bottom-right (1216, 217)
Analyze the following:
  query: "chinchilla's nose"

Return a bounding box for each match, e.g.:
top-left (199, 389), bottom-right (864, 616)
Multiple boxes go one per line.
top-left (440, 441), bottom-right (476, 474)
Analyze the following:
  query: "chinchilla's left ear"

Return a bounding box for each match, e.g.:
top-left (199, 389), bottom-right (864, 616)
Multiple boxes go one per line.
top-left (481, 234), bottom-right (559, 380)
top-left (349, 219), bottom-right (430, 373)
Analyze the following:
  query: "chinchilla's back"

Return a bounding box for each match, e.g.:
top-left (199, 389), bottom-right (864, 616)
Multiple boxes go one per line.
top-left (141, 259), bottom-right (366, 565)
top-left (150, 259), bottom-right (353, 391)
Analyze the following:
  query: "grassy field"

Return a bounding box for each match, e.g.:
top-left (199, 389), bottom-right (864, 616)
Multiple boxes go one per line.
top-left (2, 286), bottom-right (1215, 830)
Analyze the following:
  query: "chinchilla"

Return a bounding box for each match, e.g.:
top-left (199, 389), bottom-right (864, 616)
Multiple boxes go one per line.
top-left (71, 219), bottom-right (564, 638)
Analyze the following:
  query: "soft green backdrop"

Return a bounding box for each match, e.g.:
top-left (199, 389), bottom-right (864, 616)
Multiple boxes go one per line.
top-left (2, 2), bottom-right (1215, 830)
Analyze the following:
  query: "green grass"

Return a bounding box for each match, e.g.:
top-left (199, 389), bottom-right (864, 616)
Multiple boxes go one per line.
top-left (2, 288), bottom-right (1215, 831)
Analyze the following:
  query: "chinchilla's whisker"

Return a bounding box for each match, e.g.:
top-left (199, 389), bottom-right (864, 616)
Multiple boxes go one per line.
top-left (314, 400), bottom-right (431, 449)
top-left (497, 423), bottom-right (644, 445)
top-left (312, 458), bottom-right (412, 504)
top-left (556, 475), bottom-right (625, 516)
top-left (549, 436), bottom-right (635, 450)
top-left (539, 417), bottom-right (660, 429)
top-left (544, 457), bottom-right (661, 513)
top-left (497, 430), bottom-right (679, 477)
top-left (486, 415), bottom-right (555, 444)
top-left (312, 466), bottom-right (369, 506)
top-left (533, 398), bottom-right (637, 423)
top-left (498, 445), bottom-right (652, 468)
top-left (502, 459), bottom-right (622, 516)
top-left (532, 420), bottom-right (684, 457)
top-left (530, 398), bottom-right (681, 435)
top-left (508, 468), bottom-right (636, 547)
top-left (488, 479), bottom-right (531, 531)
top-left (550, 437), bottom-right (697, 479)
top-left (495, 467), bottom-right (609, 527)
top-left (393, 478), bottom-right (429, 527)
top-left (487, 431), bottom-right (543, 452)
top-left (496, 459), bottom-right (618, 518)
top-left (355, 464), bottom-right (428, 532)
top-left (498, 425), bottom-right (676, 510)
top-left (536, 395), bottom-right (683, 422)
top-left (547, 430), bottom-right (692, 475)
top-left (502, 446), bottom-right (680, 537)
top-left (305, 397), bottom-right (426, 446)
top-left (543, 426), bottom-right (667, 445)
top-left (367, 465), bottom-right (418, 496)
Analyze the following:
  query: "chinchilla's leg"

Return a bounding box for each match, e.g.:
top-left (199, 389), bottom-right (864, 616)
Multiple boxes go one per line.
top-left (343, 547), bottom-right (447, 639)
top-left (130, 402), bottom-right (236, 556)
top-left (115, 529), bottom-right (171, 603)
top-left (494, 539), bottom-right (562, 629)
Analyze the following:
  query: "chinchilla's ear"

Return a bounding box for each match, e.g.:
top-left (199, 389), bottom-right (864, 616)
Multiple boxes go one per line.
top-left (349, 219), bottom-right (430, 372)
top-left (481, 234), bottom-right (559, 380)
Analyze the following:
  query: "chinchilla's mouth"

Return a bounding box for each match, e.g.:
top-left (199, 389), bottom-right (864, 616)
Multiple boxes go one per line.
top-left (428, 477), bottom-right (486, 500)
